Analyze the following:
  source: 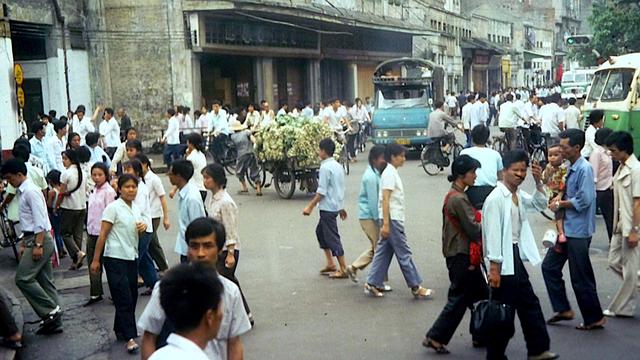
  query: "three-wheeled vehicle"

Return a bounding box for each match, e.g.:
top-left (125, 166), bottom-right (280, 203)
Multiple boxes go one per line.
top-left (371, 58), bottom-right (444, 149)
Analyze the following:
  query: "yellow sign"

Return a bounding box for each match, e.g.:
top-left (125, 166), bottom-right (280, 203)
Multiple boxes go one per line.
top-left (17, 87), bottom-right (25, 108)
top-left (396, 138), bottom-right (410, 145)
top-left (14, 64), bottom-right (23, 86)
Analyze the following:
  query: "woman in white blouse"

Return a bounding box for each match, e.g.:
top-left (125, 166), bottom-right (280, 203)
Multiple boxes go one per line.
top-left (90, 174), bottom-right (147, 354)
top-left (123, 160), bottom-right (158, 295)
top-left (202, 163), bottom-right (253, 324)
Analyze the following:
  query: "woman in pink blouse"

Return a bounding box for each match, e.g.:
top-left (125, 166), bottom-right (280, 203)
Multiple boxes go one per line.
top-left (202, 163), bottom-right (253, 325)
top-left (589, 127), bottom-right (614, 242)
top-left (85, 162), bottom-right (117, 306)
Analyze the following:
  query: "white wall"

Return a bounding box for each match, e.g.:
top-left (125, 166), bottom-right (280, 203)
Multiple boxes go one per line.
top-left (64, 49), bottom-right (93, 112)
top-left (0, 37), bottom-right (18, 151)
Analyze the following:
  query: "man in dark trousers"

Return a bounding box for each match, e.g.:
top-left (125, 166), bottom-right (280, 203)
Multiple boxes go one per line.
top-left (542, 128), bottom-right (606, 330)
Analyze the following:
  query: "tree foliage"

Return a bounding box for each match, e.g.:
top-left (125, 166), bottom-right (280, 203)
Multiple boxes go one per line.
top-left (570, 1), bottom-right (640, 66)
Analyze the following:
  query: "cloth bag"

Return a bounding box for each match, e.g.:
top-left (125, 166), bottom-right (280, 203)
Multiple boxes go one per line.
top-left (471, 279), bottom-right (516, 342)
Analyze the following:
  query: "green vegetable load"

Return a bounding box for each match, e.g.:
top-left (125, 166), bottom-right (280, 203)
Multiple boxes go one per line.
top-left (254, 115), bottom-right (343, 168)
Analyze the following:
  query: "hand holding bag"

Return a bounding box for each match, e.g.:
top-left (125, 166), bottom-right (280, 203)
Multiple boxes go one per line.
top-left (471, 280), bottom-right (516, 342)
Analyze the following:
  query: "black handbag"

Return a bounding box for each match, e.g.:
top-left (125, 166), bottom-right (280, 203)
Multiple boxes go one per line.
top-left (471, 267), bottom-right (516, 342)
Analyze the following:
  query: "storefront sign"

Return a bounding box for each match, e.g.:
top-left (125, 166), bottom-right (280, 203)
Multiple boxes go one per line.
top-left (474, 54), bottom-right (490, 65)
top-left (14, 64), bottom-right (23, 85)
top-left (17, 87), bottom-right (25, 108)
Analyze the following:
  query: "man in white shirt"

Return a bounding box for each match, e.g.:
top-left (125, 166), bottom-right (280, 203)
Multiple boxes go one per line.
top-left (74, 106), bottom-right (99, 145)
top-left (162, 108), bottom-right (181, 165)
top-left (207, 101), bottom-right (231, 160)
top-left (148, 262), bottom-right (224, 360)
top-left (139, 217), bottom-right (251, 360)
top-left (461, 95), bottom-right (476, 145)
top-left (29, 122), bottom-right (50, 175)
top-left (323, 99), bottom-right (348, 132)
top-left (460, 125), bottom-right (503, 209)
top-left (98, 107), bottom-right (121, 158)
top-left (483, 151), bottom-right (557, 360)
top-left (276, 103), bottom-right (288, 117)
top-left (539, 97), bottom-right (565, 140)
top-left (581, 110), bottom-right (604, 159)
top-left (514, 94), bottom-right (526, 117)
top-left (45, 120), bottom-right (68, 172)
top-left (446, 92), bottom-right (458, 117)
top-left (301, 101), bottom-right (314, 118)
top-left (564, 98), bottom-right (582, 130)
top-left (498, 94), bottom-right (524, 150)
top-left (473, 93), bottom-right (489, 128)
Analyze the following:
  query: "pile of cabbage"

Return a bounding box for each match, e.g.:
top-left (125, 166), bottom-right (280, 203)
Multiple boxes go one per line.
top-left (254, 115), bottom-right (343, 168)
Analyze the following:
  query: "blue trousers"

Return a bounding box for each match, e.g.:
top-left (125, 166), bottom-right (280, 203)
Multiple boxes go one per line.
top-left (138, 232), bottom-right (158, 288)
top-left (163, 144), bottom-right (181, 166)
top-left (366, 220), bottom-right (422, 288)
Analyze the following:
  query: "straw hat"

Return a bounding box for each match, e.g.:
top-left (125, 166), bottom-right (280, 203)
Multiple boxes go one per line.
top-left (230, 119), bottom-right (247, 131)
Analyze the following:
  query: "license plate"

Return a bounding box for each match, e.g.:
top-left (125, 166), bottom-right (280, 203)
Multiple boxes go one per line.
top-left (396, 138), bottom-right (410, 145)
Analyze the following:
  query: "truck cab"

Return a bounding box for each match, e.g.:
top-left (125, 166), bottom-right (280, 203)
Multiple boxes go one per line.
top-left (371, 58), bottom-right (443, 149)
top-left (583, 53), bottom-right (640, 156)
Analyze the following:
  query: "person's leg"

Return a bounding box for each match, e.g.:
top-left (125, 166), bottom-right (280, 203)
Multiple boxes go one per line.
top-left (72, 209), bottom-right (86, 256)
top-left (566, 237), bottom-right (603, 325)
top-left (60, 209), bottom-right (80, 261)
top-left (388, 220), bottom-right (422, 288)
top-left (607, 234), bottom-right (640, 316)
top-left (163, 144), bottom-right (171, 166)
top-left (15, 240), bottom-right (58, 318)
top-left (86, 235), bottom-right (103, 297)
top-left (124, 260), bottom-right (139, 340)
top-left (137, 233), bottom-right (158, 288)
top-left (216, 250), bottom-right (251, 315)
top-left (0, 294), bottom-right (19, 338)
top-left (319, 211), bottom-right (345, 272)
top-left (316, 212), bottom-right (335, 269)
top-left (347, 134), bottom-right (356, 159)
top-left (598, 189), bottom-right (614, 242)
top-left (427, 255), bottom-right (475, 345)
top-left (485, 275), bottom-right (515, 360)
top-left (608, 234), bottom-right (624, 278)
top-left (366, 236), bottom-right (394, 288)
top-left (513, 248), bottom-right (550, 356)
top-left (351, 219), bottom-right (378, 271)
top-left (104, 257), bottom-right (135, 338)
top-left (148, 218), bottom-right (169, 272)
top-left (541, 242), bottom-right (572, 314)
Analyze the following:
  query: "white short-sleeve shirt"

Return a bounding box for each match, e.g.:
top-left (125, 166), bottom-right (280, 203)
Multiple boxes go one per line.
top-left (187, 150), bottom-right (207, 191)
top-left (145, 171), bottom-right (166, 219)
top-left (378, 164), bottom-right (405, 222)
top-left (60, 165), bottom-right (87, 210)
top-left (102, 199), bottom-right (142, 260)
top-left (137, 275), bottom-right (252, 360)
top-left (148, 334), bottom-right (210, 360)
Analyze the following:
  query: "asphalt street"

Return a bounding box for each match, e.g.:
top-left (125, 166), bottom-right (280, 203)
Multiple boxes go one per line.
top-left (1, 149), bottom-right (639, 360)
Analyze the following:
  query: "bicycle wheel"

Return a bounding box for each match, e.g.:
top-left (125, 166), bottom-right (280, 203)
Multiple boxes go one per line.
top-left (223, 147), bottom-right (238, 175)
top-left (492, 137), bottom-right (507, 155)
top-left (420, 147), bottom-right (441, 176)
top-left (452, 143), bottom-right (463, 161)
top-left (274, 163), bottom-right (296, 199)
top-left (247, 162), bottom-right (266, 190)
top-left (531, 147), bottom-right (546, 165)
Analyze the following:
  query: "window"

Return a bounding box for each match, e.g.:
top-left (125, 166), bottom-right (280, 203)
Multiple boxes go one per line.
top-left (601, 69), bottom-right (634, 102)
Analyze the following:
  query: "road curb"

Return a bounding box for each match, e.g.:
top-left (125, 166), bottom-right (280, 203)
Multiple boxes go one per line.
top-left (0, 286), bottom-right (22, 360)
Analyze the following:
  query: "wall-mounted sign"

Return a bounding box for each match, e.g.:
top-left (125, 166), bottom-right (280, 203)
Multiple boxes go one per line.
top-left (17, 87), bottom-right (25, 108)
top-left (14, 64), bottom-right (24, 85)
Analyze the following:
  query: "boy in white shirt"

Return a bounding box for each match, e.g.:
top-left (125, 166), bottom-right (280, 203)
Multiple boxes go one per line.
top-left (149, 262), bottom-right (224, 360)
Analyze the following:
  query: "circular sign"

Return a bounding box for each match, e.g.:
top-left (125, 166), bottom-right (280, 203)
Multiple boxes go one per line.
top-left (14, 64), bottom-right (23, 86)
top-left (17, 87), bottom-right (25, 108)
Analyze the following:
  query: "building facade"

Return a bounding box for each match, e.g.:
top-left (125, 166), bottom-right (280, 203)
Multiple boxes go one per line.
top-left (1, 0), bottom-right (594, 148)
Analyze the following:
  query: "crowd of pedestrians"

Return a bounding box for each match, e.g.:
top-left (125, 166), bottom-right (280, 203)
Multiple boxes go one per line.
top-left (0, 88), bottom-right (637, 360)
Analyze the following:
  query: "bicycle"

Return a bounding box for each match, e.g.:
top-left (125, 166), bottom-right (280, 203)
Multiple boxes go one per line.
top-left (0, 188), bottom-right (20, 262)
top-left (420, 125), bottom-right (464, 176)
top-left (208, 133), bottom-right (238, 175)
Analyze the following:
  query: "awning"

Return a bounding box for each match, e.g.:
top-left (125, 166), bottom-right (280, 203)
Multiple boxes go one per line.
top-left (460, 38), bottom-right (506, 55)
top-left (185, 1), bottom-right (439, 36)
top-left (523, 50), bottom-right (552, 61)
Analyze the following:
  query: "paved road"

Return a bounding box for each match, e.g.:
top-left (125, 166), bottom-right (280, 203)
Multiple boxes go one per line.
top-left (2, 150), bottom-right (640, 359)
